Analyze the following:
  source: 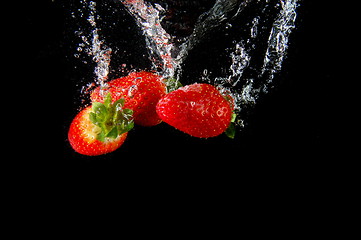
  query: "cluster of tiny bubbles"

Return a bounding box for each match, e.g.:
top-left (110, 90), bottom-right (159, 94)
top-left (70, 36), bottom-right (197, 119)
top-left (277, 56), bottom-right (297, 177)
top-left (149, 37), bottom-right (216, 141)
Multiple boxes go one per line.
top-left (70, 0), bottom-right (113, 97)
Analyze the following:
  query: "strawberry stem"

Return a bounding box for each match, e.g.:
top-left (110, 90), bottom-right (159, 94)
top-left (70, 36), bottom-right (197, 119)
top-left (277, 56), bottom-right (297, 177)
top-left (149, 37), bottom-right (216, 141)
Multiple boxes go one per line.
top-left (89, 93), bottom-right (134, 142)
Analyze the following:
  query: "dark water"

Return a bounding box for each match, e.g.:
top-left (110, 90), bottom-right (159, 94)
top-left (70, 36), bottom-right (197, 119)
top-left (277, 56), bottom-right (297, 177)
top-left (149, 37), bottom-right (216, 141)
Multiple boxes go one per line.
top-left (22, 0), bottom-right (337, 180)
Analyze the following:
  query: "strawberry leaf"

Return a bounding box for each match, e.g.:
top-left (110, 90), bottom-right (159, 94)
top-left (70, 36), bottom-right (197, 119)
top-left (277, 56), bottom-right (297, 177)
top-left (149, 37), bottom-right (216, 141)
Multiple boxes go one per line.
top-left (96, 131), bottom-right (106, 142)
top-left (122, 108), bottom-right (133, 118)
top-left (92, 102), bottom-right (107, 121)
top-left (89, 112), bottom-right (98, 125)
top-left (89, 95), bottom-right (134, 142)
top-left (230, 113), bottom-right (237, 122)
top-left (106, 127), bottom-right (118, 139)
top-left (165, 77), bottom-right (183, 93)
top-left (114, 98), bottom-right (125, 109)
top-left (104, 93), bottom-right (112, 108)
top-left (118, 121), bottom-right (134, 135)
top-left (225, 113), bottom-right (237, 139)
top-left (225, 123), bottom-right (236, 139)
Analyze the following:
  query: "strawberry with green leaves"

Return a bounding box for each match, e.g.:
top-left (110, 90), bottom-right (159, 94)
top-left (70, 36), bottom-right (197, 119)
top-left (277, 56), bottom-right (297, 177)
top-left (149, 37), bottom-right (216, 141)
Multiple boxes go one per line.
top-left (91, 71), bottom-right (167, 126)
top-left (68, 94), bottom-right (133, 156)
top-left (156, 83), bottom-right (235, 138)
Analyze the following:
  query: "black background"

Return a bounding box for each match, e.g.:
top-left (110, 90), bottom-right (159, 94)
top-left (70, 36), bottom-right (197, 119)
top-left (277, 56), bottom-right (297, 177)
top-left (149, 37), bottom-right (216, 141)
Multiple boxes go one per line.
top-left (21, 0), bottom-right (340, 184)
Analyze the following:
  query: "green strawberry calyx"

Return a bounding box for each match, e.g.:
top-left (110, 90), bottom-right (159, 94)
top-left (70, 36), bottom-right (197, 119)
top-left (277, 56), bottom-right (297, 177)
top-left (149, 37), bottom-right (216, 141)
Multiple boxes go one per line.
top-left (225, 113), bottom-right (237, 139)
top-left (89, 93), bottom-right (134, 142)
top-left (164, 77), bottom-right (183, 93)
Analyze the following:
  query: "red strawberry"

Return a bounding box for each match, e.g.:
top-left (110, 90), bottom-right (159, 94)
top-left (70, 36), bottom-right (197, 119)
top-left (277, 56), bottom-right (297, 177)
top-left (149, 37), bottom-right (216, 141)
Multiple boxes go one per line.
top-left (156, 83), bottom-right (233, 138)
top-left (68, 95), bottom-right (133, 156)
top-left (91, 71), bottom-right (166, 126)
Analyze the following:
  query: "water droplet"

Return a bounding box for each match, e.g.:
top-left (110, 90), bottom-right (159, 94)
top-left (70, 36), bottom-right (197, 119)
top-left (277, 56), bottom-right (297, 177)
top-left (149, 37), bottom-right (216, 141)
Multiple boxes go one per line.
top-left (128, 85), bottom-right (138, 98)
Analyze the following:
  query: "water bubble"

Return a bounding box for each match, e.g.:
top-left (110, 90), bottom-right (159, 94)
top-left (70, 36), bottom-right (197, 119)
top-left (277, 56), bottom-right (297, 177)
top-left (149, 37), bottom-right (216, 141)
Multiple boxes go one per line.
top-left (128, 85), bottom-right (138, 98)
top-left (228, 42), bottom-right (251, 87)
top-left (250, 17), bottom-right (260, 38)
top-left (81, 36), bottom-right (88, 43)
top-left (225, 23), bottom-right (233, 29)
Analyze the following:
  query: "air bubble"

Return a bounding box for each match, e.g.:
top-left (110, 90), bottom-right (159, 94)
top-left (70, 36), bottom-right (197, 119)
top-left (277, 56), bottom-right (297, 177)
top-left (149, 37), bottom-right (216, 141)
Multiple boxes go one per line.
top-left (128, 85), bottom-right (138, 98)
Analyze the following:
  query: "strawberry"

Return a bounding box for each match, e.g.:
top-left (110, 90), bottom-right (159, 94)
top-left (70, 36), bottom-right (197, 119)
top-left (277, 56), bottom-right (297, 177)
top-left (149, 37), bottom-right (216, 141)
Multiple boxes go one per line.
top-left (68, 94), bottom-right (133, 156)
top-left (91, 71), bottom-right (167, 126)
top-left (156, 83), bottom-right (234, 138)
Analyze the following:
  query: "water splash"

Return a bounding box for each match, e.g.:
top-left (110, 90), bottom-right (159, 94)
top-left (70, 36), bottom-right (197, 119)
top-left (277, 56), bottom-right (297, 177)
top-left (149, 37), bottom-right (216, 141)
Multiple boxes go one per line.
top-left (260, 0), bottom-right (298, 90)
top-left (121, 0), bottom-right (256, 91)
top-left (204, 0), bottom-right (299, 126)
top-left (241, 0), bottom-right (298, 114)
top-left (229, 41), bottom-right (251, 87)
top-left (74, 0), bottom-right (112, 90)
top-left (69, 0), bottom-right (299, 131)
top-left (121, 0), bottom-right (176, 79)
top-left (176, 0), bottom-right (253, 68)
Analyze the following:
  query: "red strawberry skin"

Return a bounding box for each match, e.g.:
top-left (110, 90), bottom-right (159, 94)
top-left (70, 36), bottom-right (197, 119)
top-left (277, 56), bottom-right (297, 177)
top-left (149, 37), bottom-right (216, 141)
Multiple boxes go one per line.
top-left (156, 83), bottom-right (233, 138)
top-left (91, 71), bottom-right (166, 126)
top-left (68, 106), bottom-right (128, 156)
